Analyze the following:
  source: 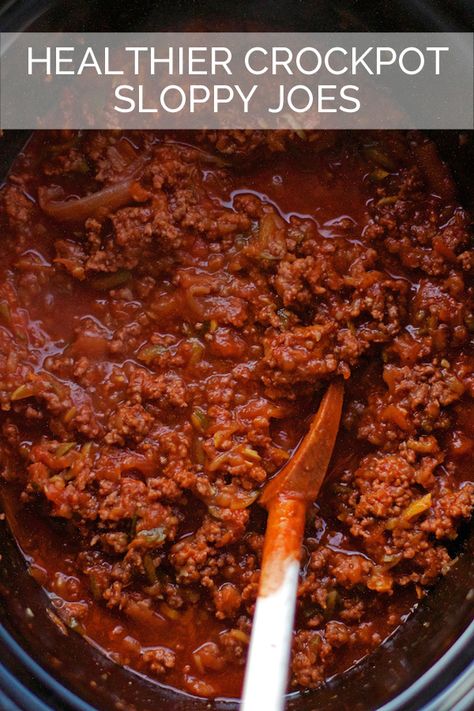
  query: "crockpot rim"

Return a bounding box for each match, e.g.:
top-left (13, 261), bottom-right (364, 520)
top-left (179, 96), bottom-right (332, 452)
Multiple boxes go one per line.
top-left (0, 625), bottom-right (95, 711)
top-left (0, 584), bottom-right (473, 711)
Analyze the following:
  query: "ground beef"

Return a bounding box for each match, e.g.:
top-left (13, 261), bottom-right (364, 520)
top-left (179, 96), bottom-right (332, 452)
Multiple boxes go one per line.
top-left (0, 129), bottom-right (472, 698)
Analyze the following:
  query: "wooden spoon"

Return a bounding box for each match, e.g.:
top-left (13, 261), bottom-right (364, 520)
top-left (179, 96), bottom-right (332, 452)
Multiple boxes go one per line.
top-left (241, 380), bottom-right (344, 711)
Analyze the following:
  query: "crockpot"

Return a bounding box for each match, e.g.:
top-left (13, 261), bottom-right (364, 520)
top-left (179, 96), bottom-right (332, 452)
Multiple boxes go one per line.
top-left (0, 1), bottom-right (473, 709)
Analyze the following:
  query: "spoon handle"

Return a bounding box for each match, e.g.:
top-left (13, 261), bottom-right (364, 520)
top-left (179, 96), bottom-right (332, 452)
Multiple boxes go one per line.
top-left (241, 497), bottom-right (306, 711)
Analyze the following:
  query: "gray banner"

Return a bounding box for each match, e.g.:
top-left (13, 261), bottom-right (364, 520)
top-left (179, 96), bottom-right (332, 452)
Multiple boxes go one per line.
top-left (0, 32), bottom-right (472, 129)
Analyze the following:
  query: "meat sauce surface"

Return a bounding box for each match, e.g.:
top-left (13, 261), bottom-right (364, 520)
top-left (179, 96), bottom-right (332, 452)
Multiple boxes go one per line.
top-left (0, 130), bottom-right (473, 699)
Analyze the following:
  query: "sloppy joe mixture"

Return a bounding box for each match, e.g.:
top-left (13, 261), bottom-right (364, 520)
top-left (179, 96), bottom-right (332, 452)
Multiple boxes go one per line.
top-left (0, 130), bottom-right (473, 699)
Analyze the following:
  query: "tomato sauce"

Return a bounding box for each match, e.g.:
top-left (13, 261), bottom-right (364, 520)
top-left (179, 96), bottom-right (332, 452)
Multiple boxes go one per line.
top-left (0, 129), bottom-right (472, 698)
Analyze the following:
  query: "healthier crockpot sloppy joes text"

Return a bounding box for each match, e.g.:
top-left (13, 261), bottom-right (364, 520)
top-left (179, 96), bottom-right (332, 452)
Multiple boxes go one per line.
top-left (0, 130), bottom-right (473, 698)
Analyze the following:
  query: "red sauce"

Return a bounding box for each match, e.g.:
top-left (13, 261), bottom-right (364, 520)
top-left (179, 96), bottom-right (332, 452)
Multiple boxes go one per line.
top-left (0, 129), bottom-right (472, 699)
